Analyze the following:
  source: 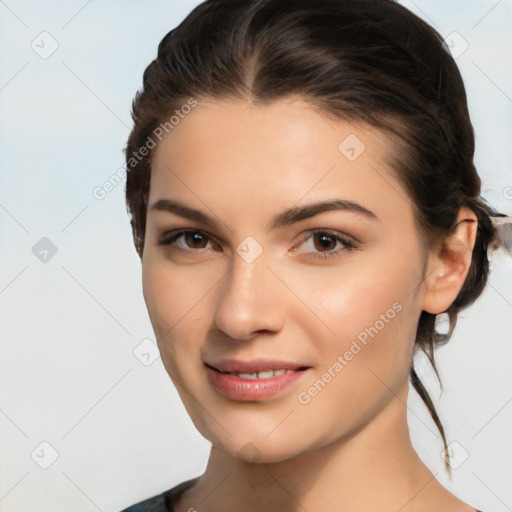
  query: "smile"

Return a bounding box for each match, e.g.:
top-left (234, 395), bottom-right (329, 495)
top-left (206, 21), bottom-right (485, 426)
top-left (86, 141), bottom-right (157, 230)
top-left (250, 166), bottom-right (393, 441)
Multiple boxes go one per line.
top-left (204, 360), bottom-right (310, 400)
top-left (225, 369), bottom-right (291, 379)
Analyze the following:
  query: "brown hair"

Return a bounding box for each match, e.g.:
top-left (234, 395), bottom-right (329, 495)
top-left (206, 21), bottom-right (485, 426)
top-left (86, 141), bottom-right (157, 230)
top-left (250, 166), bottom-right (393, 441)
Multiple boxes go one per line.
top-left (125, 0), bottom-right (504, 458)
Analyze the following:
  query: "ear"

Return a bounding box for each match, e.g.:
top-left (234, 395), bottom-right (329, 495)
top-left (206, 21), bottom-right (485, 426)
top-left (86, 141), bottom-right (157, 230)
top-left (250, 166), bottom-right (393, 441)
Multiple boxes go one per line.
top-left (422, 206), bottom-right (478, 315)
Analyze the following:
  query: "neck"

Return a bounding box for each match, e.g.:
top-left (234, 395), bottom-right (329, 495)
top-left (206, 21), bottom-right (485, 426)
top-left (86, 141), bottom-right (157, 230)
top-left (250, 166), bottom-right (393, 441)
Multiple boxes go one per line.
top-left (178, 382), bottom-right (447, 512)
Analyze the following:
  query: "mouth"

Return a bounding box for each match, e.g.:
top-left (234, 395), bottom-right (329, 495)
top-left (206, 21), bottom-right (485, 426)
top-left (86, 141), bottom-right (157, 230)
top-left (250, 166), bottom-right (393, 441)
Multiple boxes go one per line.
top-left (204, 359), bottom-right (311, 401)
top-left (205, 358), bottom-right (310, 376)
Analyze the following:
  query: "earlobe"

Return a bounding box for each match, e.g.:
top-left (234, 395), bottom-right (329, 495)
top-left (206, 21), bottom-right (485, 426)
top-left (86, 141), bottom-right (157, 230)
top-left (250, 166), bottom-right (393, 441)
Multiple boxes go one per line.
top-left (421, 206), bottom-right (478, 315)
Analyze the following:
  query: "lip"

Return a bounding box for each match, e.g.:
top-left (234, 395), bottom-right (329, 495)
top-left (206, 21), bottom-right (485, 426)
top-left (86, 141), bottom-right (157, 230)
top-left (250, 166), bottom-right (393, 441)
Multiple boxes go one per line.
top-left (204, 359), bottom-right (310, 401)
top-left (206, 358), bottom-right (308, 374)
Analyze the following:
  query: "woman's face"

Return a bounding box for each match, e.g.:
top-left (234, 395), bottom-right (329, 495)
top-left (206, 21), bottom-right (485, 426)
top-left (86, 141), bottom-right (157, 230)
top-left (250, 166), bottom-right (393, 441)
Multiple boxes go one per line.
top-left (142, 97), bottom-right (427, 462)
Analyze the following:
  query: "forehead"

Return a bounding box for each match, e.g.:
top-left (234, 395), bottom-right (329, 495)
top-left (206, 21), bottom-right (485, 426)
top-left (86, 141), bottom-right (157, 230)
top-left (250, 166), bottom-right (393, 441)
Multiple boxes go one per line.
top-left (149, 98), bottom-right (413, 228)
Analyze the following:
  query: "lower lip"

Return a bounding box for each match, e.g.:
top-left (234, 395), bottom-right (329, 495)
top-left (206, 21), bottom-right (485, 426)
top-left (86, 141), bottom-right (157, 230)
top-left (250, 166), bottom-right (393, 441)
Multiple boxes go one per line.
top-left (205, 366), bottom-right (307, 401)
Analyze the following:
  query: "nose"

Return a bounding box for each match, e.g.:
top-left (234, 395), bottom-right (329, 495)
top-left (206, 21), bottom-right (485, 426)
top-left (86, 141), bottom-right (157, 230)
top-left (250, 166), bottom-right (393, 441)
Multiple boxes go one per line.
top-left (213, 254), bottom-right (285, 341)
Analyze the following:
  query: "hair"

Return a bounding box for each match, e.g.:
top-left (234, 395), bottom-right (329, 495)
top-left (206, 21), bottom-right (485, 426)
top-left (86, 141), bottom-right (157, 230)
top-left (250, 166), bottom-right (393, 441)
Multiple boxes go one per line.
top-left (125, 0), bottom-right (505, 463)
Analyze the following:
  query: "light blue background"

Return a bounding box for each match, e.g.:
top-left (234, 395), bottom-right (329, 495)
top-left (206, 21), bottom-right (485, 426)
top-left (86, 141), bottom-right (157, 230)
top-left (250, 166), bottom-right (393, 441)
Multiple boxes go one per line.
top-left (1, 1), bottom-right (511, 511)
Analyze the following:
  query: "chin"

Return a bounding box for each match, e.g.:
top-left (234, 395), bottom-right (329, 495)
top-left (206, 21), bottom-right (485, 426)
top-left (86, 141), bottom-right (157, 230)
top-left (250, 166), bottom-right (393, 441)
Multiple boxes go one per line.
top-left (200, 425), bottom-right (314, 465)
top-left (233, 440), bottom-right (304, 464)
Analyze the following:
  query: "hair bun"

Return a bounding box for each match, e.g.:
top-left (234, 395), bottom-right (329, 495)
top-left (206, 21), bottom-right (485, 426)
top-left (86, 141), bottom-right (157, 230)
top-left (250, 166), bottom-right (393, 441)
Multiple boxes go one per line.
top-left (491, 216), bottom-right (512, 254)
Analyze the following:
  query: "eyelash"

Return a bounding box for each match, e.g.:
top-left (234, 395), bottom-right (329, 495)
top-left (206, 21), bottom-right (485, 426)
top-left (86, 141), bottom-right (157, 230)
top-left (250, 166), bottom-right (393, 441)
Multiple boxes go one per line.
top-left (158, 229), bottom-right (357, 259)
top-left (299, 229), bottom-right (357, 259)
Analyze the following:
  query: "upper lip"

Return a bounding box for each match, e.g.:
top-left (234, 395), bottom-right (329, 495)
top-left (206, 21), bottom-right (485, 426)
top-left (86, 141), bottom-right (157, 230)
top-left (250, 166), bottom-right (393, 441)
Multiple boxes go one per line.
top-left (205, 358), bottom-right (310, 374)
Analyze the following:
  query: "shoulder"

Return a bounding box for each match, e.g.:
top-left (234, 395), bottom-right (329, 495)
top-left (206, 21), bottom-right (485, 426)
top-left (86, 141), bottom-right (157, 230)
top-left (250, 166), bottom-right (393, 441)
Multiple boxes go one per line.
top-left (117, 494), bottom-right (485, 512)
top-left (119, 478), bottom-right (200, 512)
top-left (119, 492), bottom-right (166, 512)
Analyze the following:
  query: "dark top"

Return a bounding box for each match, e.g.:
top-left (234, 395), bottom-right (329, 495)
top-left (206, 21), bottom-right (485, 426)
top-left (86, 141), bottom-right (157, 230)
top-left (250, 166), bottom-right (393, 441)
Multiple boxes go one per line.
top-left (120, 478), bottom-right (199, 512)
top-left (120, 478), bottom-right (484, 512)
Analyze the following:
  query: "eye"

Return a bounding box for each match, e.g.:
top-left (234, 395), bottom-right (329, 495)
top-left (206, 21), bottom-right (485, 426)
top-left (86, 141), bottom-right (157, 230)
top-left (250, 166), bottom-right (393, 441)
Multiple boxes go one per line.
top-left (158, 229), bottom-right (219, 253)
top-left (158, 228), bottom-right (356, 259)
top-left (300, 230), bottom-right (356, 259)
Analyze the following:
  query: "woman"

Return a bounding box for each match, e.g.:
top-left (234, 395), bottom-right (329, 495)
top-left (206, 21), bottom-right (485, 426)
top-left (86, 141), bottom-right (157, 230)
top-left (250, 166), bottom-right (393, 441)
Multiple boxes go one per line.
top-left (121, 0), bottom-right (506, 510)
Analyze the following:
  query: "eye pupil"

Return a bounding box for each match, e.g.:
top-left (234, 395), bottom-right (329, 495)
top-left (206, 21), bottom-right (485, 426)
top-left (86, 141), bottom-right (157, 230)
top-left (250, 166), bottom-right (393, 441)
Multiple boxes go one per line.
top-left (185, 232), bottom-right (208, 248)
top-left (314, 233), bottom-right (336, 252)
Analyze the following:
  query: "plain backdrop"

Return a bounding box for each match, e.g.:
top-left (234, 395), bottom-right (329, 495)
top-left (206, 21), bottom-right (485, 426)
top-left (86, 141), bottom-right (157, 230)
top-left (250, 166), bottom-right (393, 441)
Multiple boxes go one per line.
top-left (1, 1), bottom-right (511, 511)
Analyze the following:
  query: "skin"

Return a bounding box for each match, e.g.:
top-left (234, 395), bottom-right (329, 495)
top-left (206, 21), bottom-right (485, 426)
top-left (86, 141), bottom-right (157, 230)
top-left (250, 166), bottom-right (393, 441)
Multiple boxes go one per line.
top-left (141, 97), bottom-right (478, 512)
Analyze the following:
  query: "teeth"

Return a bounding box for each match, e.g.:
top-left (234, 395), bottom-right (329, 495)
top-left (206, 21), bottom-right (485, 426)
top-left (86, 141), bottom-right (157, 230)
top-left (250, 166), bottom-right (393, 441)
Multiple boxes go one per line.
top-left (232, 369), bottom-right (291, 379)
top-left (238, 373), bottom-right (258, 379)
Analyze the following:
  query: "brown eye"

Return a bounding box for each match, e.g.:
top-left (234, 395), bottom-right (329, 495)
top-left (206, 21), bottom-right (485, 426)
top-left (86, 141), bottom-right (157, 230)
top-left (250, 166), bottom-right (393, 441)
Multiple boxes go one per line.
top-left (313, 232), bottom-right (338, 252)
top-left (298, 229), bottom-right (356, 260)
top-left (158, 229), bottom-right (216, 252)
top-left (183, 231), bottom-right (209, 249)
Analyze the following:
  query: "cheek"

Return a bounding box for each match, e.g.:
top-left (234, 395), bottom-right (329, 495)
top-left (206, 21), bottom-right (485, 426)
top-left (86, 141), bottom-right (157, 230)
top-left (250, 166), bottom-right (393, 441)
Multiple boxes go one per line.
top-left (141, 259), bottom-right (229, 440)
top-left (284, 251), bottom-right (421, 344)
top-left (284, 247), bottom-right (423, 396)
top-left (289, 269), bottom-right (420, 441)
top-left (141, 260), bottom-right (210, 371)
top-left (142, 258), bottom-right (210, 331)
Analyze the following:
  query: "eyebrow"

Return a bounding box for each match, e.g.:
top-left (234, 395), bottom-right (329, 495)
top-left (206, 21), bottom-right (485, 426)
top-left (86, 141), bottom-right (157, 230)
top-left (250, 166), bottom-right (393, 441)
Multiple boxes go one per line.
top-left (149, 197), bottom-right (379, 230)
